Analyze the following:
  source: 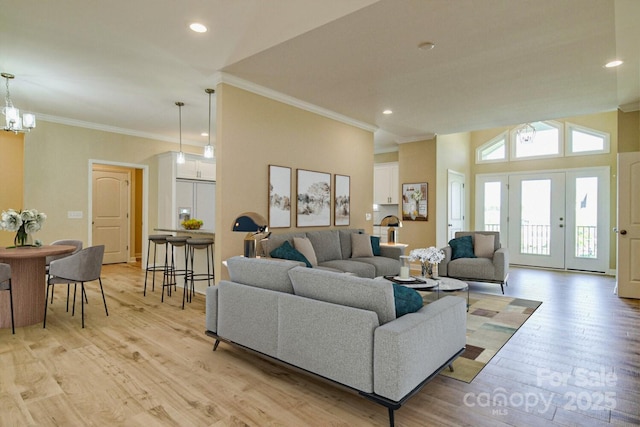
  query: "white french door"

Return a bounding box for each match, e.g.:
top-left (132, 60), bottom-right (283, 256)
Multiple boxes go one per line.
top-left (476, 167), bottom-right (609, 272)
top-left (508, 173), bottom-right (566, 268)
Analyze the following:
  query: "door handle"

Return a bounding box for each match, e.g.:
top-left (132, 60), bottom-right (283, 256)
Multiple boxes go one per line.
top-left (620, 229), bottom-right (627, 235)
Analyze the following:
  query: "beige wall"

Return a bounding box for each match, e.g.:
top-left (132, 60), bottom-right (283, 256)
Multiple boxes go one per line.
top-left (0, 132), bottom-right (24, 247)
top-left (436, 132), bottom-right (471, 247)
top-left (21, 120), bottom-right (192, 247)
top-left (618, 110), bottom-right (640, 152)
top-left (469, 111), bottom-right (619, 269)
top-left (397, 138), bottom-right (437, 251)
top-left (374, 151), bottom-right (398, 163)
top-left (215, 84), bottom-right (374, 280)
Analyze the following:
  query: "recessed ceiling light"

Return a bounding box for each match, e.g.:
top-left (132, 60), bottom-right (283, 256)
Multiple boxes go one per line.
top-left (605, 60), bottom-right (623, 68)
top-left (201, 132), bottom-right (209, 137)
top-left (418, 41), bottom-right (435, 51)
top-left (189, 23), bottom-right (208, 33)
top-left (383, 109), bottom-right (393, 115)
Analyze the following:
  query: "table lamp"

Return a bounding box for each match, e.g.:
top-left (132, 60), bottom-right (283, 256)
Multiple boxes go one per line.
top-left (232, 212), bottom-right (269, 257)
top-left (380, 215), bottom-right (402, 244)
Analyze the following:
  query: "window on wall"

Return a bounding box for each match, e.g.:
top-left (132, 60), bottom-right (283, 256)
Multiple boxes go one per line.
top-left (475, 120), bottom-right (610, 164)
top-left (567, 122), bottom-right (610, 156)
top-left (510, 121), bottom-right (563, 160)
top-left (476, 132), bottom-right (507, 163)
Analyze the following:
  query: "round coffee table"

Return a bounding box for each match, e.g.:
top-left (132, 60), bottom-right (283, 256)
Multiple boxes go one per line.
top-left (434, 277), bottom-right (469, 309)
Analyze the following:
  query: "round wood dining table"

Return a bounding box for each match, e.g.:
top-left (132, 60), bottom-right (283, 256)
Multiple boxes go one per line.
top-left (0, 245), bottom-right (76, 328)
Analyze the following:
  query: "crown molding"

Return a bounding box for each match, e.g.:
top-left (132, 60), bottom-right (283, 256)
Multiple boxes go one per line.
top-left (35, 113), bottom-right (203, 146)
top-left (619, 101), bottom-right (640, 113)
top-left (212, 72), bottom-right (378, 133)
top-left (395, 133), bottom-right (437, 144)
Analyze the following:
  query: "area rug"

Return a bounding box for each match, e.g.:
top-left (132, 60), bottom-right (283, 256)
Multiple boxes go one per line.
top-left (420, 291), bottom-right (541, 383)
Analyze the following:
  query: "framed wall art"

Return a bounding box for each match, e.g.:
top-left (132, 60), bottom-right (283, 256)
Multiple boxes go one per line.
top-left (268, 165), bottom-right (291, 228)
top-left (296, 169), bottom-right (331, 227)
top-left (334, 174), bottom-right (350, 226)
top-left (402, 182), bottom-right (428, 221)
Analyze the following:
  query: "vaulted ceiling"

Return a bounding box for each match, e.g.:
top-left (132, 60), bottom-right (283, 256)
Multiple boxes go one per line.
top-left (1, 0), bottom-right (638, 153)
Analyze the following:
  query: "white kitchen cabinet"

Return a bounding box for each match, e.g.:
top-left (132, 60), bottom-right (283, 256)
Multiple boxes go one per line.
top-left (177, 155), bottom-right (216, 180)
top-left (374, 162), bottom-right (399, 204)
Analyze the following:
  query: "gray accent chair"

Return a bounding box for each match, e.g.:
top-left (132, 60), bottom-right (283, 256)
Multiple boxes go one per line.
top-left (45, 239), bottom-right (83, 311)
top-left (45, 245), bottom-right (107, 328)
top-left (0, 263), bottom-right (15, 334)
top-left (439, 231), bottom-right (509, 294)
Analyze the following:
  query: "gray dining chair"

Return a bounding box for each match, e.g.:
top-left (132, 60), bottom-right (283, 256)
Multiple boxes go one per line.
top-left (44, 245), bottom-right (107, 328)
top-left (0, 263), bottom-right (15, 334)
top-left (46, 239), bottom-right (84, 311)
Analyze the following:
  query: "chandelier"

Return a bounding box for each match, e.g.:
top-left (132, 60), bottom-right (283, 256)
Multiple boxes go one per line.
top-left (515, 122), bottom-right (536, 144)
top-left (2, 73), bottom-right (36, 133)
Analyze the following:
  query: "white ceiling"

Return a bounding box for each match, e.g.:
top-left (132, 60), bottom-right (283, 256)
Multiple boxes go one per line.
top-left (1, 0), bottom-right (638, 153)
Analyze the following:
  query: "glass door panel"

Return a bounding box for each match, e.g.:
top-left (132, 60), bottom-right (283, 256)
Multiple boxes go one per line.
top-left (520, 179), bottom-right (551, 255)
top-left (483, 181), bottom-right (501, 232)
top-left (475, 175), bottom-right (508, 247)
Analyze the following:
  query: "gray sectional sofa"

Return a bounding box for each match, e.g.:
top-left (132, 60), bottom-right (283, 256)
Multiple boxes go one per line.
top-left (260, 228), bottom-right (403, 278)
top-left (206, 256), bottom-right (467, 426)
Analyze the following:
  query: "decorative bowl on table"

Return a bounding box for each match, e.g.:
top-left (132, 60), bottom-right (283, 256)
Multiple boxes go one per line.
top-left (181, 219), bottom-right (203, 230)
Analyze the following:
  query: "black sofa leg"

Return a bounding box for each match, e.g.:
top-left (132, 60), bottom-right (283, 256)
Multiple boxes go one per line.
top-left (388, 407), bottom-right (395, 427)
top-left (213, 339), bottom-right (220, 351)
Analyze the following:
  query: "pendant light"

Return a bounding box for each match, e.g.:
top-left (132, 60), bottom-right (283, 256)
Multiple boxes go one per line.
top-left (175, 101), bottom-right (185, 164)
top-left (203, 88), bottom-right (215, 158)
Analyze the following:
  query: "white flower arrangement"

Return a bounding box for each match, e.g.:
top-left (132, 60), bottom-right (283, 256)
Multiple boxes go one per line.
top-left (1, 209), bottom-right (47, 246)
top-left (409, 246), bottom-right (445, 264)
top-left (411, 188), bottom-right (423, 201)
top-left (1, 208), bottom-right (47, 233)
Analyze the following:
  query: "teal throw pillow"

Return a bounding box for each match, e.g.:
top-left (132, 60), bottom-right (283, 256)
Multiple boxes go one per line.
top-left (449, 235), bottom-right (476, 260)
top-left (270, 241), bottom-right (312, 268)
top-left (392, 284), bottom-right (423, 317)
top-left (370, 235), bottom-right (381, 256)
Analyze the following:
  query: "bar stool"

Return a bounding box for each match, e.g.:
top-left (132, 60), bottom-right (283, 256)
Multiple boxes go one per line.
top-left (144, 234), bottom-right (171, 296)
top-left (184, 238), bottom-right (214, 309)
top-left (164, 236), bottom-right (192, 303)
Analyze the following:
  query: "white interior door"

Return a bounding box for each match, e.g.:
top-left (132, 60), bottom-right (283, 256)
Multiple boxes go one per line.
top-left (508, 173), bottom-right (565, 268)
top-left (617, 152), bottom-right (640, 298)
top-left (93, 170), bottom-right (130, 264)
top-left (447, 170), bottom-right (465, 241)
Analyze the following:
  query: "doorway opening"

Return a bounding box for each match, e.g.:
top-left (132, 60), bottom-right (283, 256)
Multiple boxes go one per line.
top-left (89, 160), bottom-right (148, 264)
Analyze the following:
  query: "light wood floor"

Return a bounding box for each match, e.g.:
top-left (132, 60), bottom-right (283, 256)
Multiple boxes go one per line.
top-left (1, 264), bottom-right (638, 426)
